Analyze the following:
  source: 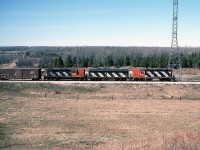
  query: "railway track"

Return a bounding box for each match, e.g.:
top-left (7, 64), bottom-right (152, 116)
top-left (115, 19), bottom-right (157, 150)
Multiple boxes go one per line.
top-left (0, 80), bottom-right (200, 85)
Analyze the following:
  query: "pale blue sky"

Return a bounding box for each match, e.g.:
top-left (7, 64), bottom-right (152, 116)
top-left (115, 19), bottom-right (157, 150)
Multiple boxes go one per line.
top-left (0, 0), bottom-right (199, 47)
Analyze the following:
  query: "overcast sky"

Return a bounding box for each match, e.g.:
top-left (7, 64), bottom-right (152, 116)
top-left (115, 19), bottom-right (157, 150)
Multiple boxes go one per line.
top-left (0, 0), bottom-right (199, 47)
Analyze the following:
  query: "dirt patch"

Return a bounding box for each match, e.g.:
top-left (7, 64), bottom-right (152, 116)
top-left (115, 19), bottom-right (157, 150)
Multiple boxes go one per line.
top-left (0, 60), bottom-right (16, 69)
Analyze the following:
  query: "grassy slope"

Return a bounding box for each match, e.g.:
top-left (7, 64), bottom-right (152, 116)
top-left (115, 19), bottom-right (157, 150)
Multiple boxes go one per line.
top-left (0, 82), bottom-right (200, 149)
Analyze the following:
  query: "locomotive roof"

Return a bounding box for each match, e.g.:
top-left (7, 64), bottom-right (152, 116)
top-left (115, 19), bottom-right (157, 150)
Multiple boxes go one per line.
top-left (89, 68), bottom-right (129, 72)
top-left (47, 68), bottom-right (71, 71)
top-left (141, 68), bottom-right (172, 71)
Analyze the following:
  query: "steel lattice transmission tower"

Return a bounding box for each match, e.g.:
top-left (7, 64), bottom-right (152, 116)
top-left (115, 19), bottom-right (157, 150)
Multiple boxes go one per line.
top-left (168, 0), bottom-right (182, 79)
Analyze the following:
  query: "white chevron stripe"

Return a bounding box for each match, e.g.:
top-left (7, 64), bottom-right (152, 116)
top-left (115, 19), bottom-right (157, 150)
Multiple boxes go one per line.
top-left (98, 72), bottom-right (104, 77)
top-left (161, 71), bottom-right (169, 77)
top-left (105, 72), bottom-right (111, 78)
top-left (147, 71), bottom-right (154, 77)
top-left (105, 73), bottom-right (111, 77)
top-left (56, 72), bottom-right (62, 76)
top-left (50, 72), bottom-right (55, 76)
top-left (63, 72), bottom-right (69, 77)
top-left (91, 73), bottom-right (97, 77)
top-left (119, 73), bottom-right (126, 77)
top-left (112, 73), bottom-right (118, 77)
top-left (154, 71), bottom-right (162, 77)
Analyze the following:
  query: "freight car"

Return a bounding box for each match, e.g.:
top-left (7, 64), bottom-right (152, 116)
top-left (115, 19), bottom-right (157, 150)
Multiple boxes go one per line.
top-left (0, 68), bottom-right (41, 80)
top-left (132, 68), bottom-right (174, 81)
top-left (88, 68), bottom-right (129, 81)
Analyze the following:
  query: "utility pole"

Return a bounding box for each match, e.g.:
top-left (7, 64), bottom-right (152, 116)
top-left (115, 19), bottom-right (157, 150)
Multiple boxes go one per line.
top-left (168, 0), bottom-right (182, 79)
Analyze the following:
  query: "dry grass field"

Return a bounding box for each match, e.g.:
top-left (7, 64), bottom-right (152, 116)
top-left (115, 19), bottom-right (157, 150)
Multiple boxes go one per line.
top-left (0, 82), bottom-right (200, 150)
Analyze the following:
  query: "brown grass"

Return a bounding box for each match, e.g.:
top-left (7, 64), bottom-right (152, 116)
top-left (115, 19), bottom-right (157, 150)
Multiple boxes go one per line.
top-left (0, 83), bottom-right (200, 149)
top-left (161, 132), bottom-right (200, 150)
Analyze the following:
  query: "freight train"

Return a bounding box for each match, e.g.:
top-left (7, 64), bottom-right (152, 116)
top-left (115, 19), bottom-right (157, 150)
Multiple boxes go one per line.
top-left (0, 68), bottom-right (175, 81)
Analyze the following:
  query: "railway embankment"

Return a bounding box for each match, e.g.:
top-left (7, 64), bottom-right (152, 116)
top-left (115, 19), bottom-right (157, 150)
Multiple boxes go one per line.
top-left (0, 81), bottom-right (200, 101)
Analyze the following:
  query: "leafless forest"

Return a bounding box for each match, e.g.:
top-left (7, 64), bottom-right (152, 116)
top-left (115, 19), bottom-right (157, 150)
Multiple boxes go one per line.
top-left (0, 46), bottom-right (200, 68)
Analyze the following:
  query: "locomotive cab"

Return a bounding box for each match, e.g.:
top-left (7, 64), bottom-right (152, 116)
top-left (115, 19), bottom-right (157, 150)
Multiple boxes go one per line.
top-left (132, 69), bottom-right (145, 81)
top-left (71, 68), bottom-right (86, 81)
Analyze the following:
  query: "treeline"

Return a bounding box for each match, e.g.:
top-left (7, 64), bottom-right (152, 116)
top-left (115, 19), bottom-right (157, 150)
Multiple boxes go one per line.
top-left (0, 46), bottom-right (28, 52)
top-left (3, 46), bottom-right (198, 68)
top-left (41, 52), bottom-right (200, 69)
top-left (0, 55), bottom-right (16, 65)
